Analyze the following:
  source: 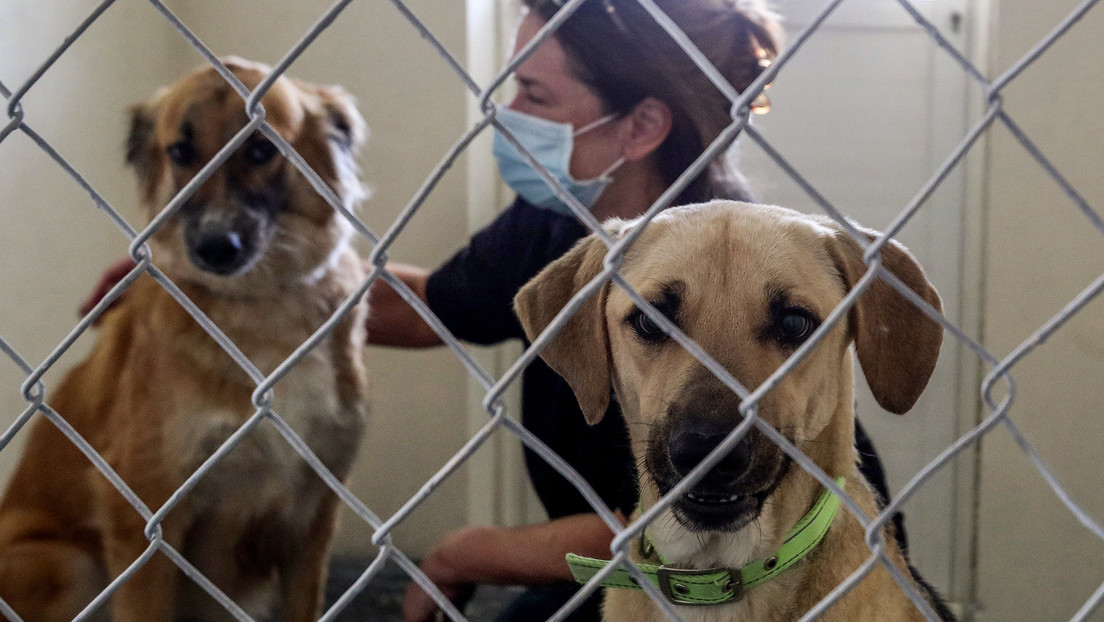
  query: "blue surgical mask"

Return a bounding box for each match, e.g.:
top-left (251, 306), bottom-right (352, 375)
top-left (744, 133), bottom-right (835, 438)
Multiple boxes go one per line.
top-left (492, 106), bottom-right (625, 216)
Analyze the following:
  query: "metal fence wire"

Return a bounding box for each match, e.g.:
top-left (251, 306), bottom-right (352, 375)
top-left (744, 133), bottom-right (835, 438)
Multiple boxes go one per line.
top-left (1, 0), bottom-right (1103, 620)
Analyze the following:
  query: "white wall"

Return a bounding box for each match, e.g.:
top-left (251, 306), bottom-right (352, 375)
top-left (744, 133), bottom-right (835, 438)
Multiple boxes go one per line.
top-left (976, 1), bottom-right (1104, 620)
top-left (739, 0), bottom-right (982, 602)
top-left (733, 2), bottom-right (1104, 617)
top-left (0, 0), bottom-right (475, 559)
top-left (4, 1), bottom-right (1103, 617)
top-left (0, 0), bottom-right (179, 498)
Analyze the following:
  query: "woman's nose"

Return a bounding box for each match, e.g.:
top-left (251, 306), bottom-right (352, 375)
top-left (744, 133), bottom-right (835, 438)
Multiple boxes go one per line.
top-left (504, 93), bottom-right (525, 113)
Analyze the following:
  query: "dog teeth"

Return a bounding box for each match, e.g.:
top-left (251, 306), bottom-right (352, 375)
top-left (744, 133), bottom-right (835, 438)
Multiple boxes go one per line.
top-left (687, 492), bottom-right (741, 504)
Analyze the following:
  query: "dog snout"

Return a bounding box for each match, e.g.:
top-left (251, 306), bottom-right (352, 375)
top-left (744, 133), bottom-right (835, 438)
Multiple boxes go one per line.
top-left (669, 418), bottom-right (752, 485)
top-left (186, 221), bottom-right (253, 275)
top-left (195, 229), bottom-right (244, 273)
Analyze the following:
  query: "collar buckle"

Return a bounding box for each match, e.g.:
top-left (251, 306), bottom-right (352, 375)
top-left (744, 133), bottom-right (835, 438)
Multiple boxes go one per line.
top-left (656, 566), bottom-right (743, 606)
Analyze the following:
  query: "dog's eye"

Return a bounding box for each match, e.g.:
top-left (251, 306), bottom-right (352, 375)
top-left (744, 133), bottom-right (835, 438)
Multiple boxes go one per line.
top-left (776, 308), bottom-right (817, 345)
top-left (166, 141), bottom-right (198, 166)
top-left (629, 309), bottom-right (669, 343)
top-left (244, 139), bottom-right (279, 165)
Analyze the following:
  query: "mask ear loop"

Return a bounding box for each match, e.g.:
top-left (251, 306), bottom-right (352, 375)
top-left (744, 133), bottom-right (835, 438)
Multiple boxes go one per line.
top-left (573, 112), bottom-right (627, 181)
top-left (596, 155), bottom-right (627, 180)
top-left (573, 112), bottom-right (622, 136)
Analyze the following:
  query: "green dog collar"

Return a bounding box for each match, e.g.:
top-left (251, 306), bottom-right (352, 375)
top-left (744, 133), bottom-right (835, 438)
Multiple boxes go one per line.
top-left (566, 478), bottom-right (844, 607)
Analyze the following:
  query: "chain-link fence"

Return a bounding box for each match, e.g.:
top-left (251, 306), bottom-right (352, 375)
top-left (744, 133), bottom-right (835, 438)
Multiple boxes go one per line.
top-left (1, 0), bottom-right (1102, 620)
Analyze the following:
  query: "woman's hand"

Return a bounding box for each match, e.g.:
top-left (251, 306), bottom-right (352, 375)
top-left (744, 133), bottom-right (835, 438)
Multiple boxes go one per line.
top-left (365, 262), bottom-right (442, 348)
top-left (402, 528), bottom-right (481, 622)
top-left (79, 257), bottom-right (137, 322)
top-left (401, 513), bottom-right (625, 622)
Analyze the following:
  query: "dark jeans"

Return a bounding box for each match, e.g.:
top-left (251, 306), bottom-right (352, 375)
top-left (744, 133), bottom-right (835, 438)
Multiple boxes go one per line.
top-left (495, 583), bottom-right (602, 622)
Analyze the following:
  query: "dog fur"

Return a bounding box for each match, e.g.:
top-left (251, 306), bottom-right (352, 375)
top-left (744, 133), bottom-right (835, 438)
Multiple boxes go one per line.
top-left (515, 201), bottom-right (954, 621)
top-left (0, 58), bottom-right (370, 621)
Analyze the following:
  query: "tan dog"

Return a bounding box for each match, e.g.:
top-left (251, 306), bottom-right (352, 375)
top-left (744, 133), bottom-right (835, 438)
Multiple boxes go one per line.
top-left (0, 58), bottom-right (370, 621)
top-left (515, 201), bottom-right (954, 621)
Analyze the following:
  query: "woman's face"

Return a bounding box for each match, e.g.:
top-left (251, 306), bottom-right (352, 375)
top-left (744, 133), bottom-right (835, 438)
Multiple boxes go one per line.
top-left (508, 13), bottom-right (626, 180)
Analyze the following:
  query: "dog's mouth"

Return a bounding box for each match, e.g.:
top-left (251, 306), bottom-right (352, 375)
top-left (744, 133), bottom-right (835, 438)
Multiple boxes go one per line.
top-left (662, 473), bottom-right (786, 533)
top-left (182, 213), bottom-right (275, 278)
top-left (685, 490), bottom-right (745, 505)
top-left (688, 476), bottom-right (788, 530)
top-left (646, 425), bottom-right (791, 533)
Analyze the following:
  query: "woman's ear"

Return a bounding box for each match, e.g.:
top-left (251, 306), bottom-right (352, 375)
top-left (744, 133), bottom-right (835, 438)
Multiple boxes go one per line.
top-left (620, 97), bottom-right (672, 162)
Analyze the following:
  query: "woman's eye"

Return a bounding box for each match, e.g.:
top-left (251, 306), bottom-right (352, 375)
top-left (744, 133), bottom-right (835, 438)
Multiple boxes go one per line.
top-left (630, 310), bottom-right (669, 343)
top-left (517, 83), bottom-right (549, 106)
top-left (166, 141), bottom-right (198, 166)
top-left (776, 308), bottom-right (817, 344)
top-left (245, 139), bottom-right (278, 165)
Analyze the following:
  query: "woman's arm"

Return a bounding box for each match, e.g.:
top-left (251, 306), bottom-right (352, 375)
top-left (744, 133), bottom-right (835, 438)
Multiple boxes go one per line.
top-left (402, 512), bottom-right (624, 622)
top-left (365, 262), bottom-right (443, 348)
top-left (79, 259), bottom-right (444, 348)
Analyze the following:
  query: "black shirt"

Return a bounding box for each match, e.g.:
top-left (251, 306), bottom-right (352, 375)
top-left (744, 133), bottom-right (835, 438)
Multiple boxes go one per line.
top-left (425, 198), bottom-right (638, 519)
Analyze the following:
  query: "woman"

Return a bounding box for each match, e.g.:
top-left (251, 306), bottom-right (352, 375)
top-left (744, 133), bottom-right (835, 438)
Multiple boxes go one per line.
top-left (367, 2), bottom-right (818, 621)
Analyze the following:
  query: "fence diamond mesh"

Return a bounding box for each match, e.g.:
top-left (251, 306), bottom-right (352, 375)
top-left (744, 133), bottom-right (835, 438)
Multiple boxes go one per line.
top-left (1, 0), bottom-right (1102, 621)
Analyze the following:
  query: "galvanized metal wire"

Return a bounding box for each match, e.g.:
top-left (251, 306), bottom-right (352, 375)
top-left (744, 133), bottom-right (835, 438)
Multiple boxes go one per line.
top-left (1, 0), bottom-right (1102, 620)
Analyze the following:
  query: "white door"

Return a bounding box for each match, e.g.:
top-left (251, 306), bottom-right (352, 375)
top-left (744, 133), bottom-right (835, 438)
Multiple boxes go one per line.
top-left (740, 0), bottom-right (980, 610)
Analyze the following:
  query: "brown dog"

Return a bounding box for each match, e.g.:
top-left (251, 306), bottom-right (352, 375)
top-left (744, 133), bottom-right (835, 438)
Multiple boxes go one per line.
top-left (0, 58), bottom-right (370, 621)
top-left (515, 201), bottom-right (954, 621)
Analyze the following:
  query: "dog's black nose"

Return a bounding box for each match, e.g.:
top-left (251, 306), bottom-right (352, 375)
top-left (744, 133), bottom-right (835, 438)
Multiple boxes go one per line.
top-left (192, 229), bottom-right (245, 274)
top-left (669, 418), bottom-right (753, 484)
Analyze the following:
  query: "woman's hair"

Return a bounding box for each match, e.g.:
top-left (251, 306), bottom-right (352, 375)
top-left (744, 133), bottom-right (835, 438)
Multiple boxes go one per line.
top-left (520, 0), bottom-right (782, 205)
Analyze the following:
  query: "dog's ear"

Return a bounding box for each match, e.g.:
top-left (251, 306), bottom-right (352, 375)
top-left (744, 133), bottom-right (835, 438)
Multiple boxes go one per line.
top-left (515, 227), bottom-right (621, 425)
top-left (823, 224), bottom-right (943, 414)
top-left (314, 84), bottom-right (368, 156)
top-left (124, 100), bottom-right (162, 202)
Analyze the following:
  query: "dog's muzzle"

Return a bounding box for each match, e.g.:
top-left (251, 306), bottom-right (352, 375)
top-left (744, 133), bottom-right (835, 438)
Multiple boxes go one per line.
top-left (648, 415), bottom-right (788, 532)
top-left (184, 217), bottom-right (261, 276)
top-left (669, 418), bottom-right (753, 489)
top-left (193, 228), bottom-right (245, 274)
